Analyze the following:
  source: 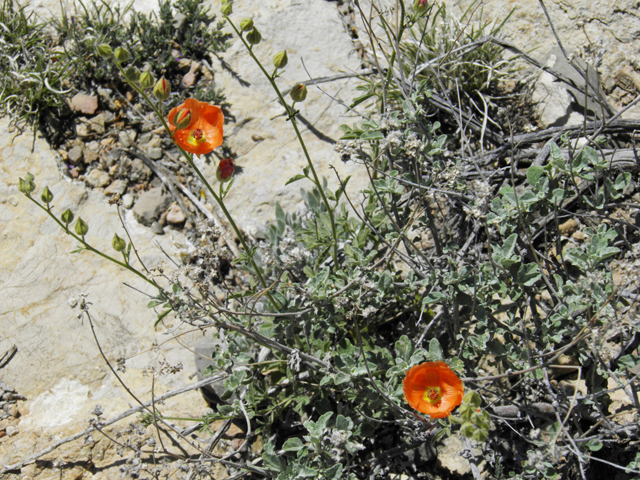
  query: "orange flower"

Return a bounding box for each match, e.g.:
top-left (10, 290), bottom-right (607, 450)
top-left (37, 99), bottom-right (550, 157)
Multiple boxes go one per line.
top-left (403, 361), bottom-right (464, 418)
top-left (167, 99), bottom-right (224, 155)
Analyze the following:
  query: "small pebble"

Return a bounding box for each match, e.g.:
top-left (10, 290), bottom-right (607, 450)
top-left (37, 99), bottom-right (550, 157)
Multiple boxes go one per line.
top-left (122, 193), bottom-right (135, 209)
top-left (67, 146), bottom-right (84, 165)
top-left (69, 93), bottom-right (98, 115)
top-left (151, 221), bottom-right (165, 235)
top-left (166, 204), bottom-right (186, 225)
top-left (147, 148), bottom-right (163, 160)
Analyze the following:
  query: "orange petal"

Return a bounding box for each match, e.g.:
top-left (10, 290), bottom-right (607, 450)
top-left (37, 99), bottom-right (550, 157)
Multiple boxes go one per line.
top-left (403, 361), bottom-right (464, 417)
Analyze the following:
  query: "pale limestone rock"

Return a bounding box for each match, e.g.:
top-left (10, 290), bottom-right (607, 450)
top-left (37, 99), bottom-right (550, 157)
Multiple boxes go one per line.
top-left (67, 145), bottom-right (84, 165)
top-left (204, 0), bottom-right (369, 235)
top-left (84, 169), bottom-right (111, 188)
top-left (104, 179), bottom-right (128, 196)
top-left (122, 193), bottom-right (135, 209)
top-left (442, 0), bottom-right (640, 119)
top-left (132, 187), bottom-right (171, 226)
top-left (20, 378), bottom-right (89, 429)
top-left (0, 115), bottom-right (201, 475)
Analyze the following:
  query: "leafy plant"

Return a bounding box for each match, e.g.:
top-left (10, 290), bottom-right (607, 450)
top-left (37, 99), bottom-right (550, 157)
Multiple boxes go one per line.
top-left (0, 0), bottom-right (72, 128)
top-left (11, 0), bottom-right (640, 479)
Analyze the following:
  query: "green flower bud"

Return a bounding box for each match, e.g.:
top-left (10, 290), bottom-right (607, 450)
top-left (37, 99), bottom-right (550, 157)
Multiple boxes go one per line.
top-left (460, 422), bottom-right (475, 439)
top-left (239, 18), bottom-right (254, 32)
top-left (220, 1), bottom-right (232, 15)
top-left (113, 47), bottom-right (130, 63)
top-left (25, 172), bottom-right (35, 182)
top-left (290, 83), bottom-right (307, 102)
top-left (18, 177), bottom-right (36, 195)
top-left (75, 217), bottom-right (89, 237)
top-left (245, 28), bottom-right (261, 45)
top-left (124, 66), bottom-right (141, 83)
top-left (273, 50), bottom-right (288, 69)
top-left (96, 43), bottom-right (113, 58)
top-left (112, 233), bottom-right (126, 252)
top-left (153, 77), bottom-right (171, 101)
top-left (61, 208), bottom-right (75, 225)
top-left (413, 0), bottom-right (429, 12)
top-left (41, 186), bottom-right (54, 204)
top-left (139, 71), bottom-right (155, 89)
top-left (172, 108), bottom-right (192, 130)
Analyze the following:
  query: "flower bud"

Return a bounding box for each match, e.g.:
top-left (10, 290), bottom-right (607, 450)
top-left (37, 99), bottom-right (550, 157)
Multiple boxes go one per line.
top-left (75, 217), bottom-right (89, 237)
top-left (96, 43), bottom-right (113, 58)
top-left (18, 177), bottom-right (35, 195)
top-left (153, 77), bottom-right (171, 101)
top-left (239, 18), bottom-right (254, 32)
top-left (290, 83), bottom-right (307, 102)
top-left (216, 158), bottom-right (234, 182)
top-left (139, 71), bottom-right (155, 89)
top-left (414, 0), bottom-right (429, 12)
top-left (172, 108), bottom-right (192, 130)
top-left (273, 50), bottom-right (288, 69)
top-left (113, 47), bottom-right (130, 63)
top-left (112, 233), bottom-right (126, 252)
top-left (61, 208), bottom-right (75, 225)
top-left (220, 1), bottom-right (232, 15)
top-left (124, 66), bottom-right (141, 83)
top-left (25, 172), bottom-right (34, 182)
top-left (245, 28), bottom-right (261, 45)
top-left (41, 186), bottom-right (54, 204)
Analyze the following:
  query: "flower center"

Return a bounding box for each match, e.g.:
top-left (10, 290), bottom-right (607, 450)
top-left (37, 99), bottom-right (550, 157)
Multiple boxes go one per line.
top-left (187, 128), bottom-right (206, 147)
top-left (422, 386), bottom-right (442, 405)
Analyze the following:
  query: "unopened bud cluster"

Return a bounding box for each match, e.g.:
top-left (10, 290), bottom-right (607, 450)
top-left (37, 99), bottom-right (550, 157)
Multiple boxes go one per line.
top-left (95, 43), bottom-right (169, 99)
top-left (18, 173), bottom-right (35, 195)
top-left (221, 0), bottom-right (232, 15)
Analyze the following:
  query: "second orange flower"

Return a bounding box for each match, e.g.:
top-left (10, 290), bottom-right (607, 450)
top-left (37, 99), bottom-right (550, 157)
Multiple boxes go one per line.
top-left (403, 361), bottom-right (464, 418)
top-left (167, 98), bottom-right (224, 155)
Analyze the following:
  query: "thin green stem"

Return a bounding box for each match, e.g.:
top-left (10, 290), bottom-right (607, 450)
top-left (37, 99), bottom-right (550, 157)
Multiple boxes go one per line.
top-left (225, 17), bottom-right (339, 264)
top-left (115, 60), bottom-right (280, 310)
top-left (113, 62), bottom-right (172, 134)
top-left (26, 194), bottom-right (162, 292)
top-left (183, 153), bottom-right (280, 310)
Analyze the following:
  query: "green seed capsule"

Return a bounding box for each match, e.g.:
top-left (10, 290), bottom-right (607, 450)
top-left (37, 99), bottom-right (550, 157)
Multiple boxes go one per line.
top-left (75, 218), bottom-right (89, 237)
top-left (61, 209), bottom-right (75, 225)
top-left (112, 233), bottom-right (126, 252)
